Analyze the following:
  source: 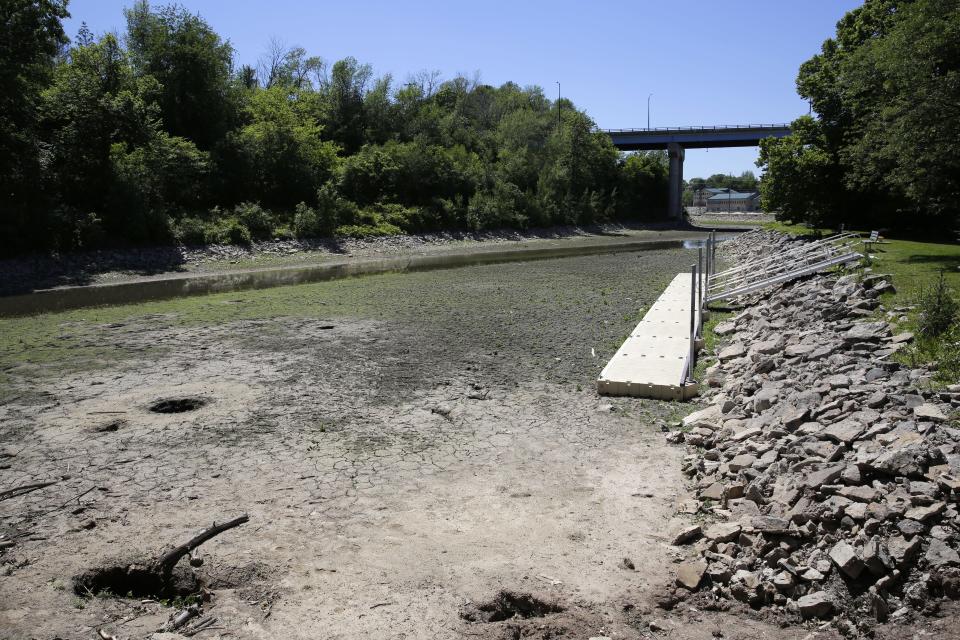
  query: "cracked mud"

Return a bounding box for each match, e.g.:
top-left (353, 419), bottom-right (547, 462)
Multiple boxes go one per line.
top-left (0, 249), bottom-right (807, 639)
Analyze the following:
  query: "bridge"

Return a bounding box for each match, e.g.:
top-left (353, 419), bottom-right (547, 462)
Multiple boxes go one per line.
top-left (602, 123), bottom-right (792, 218)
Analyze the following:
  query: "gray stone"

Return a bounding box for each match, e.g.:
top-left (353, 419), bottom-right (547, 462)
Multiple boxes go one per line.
top-left (905, 502), bottom-right (945, 522)
top-left (803, 464), bottom-right (846, 488)
top-left (676, 560), bottom-right (707, 590)
top-left (925, 539), bottom-right (960, 568)
top-left (914, 403), bottom-right (947, 422)
top-left (728, 454), bottom-right (758, 472)
top-left (699, 483), bottom-right (725, 501)
top-left (672, 524), bottom-right (702, 545)
top-left (718, 343), bottom-right (748, 362)
top-left (752, 515), bottom-right (791, 535)
top-left (888, 535), bottom-right (922, 567)
top-left (838, 485), bottom-right (879, 502)
top-left (844, 322), bottom-right (890, 343)
top-left (704, 522), bottom-right (742, 543)
top-left (797, 591), bottom-right (834, 619)
top-left (830, 541), bottom-right (865, 579)
top-left (821, 419), bottom-right (865, 444)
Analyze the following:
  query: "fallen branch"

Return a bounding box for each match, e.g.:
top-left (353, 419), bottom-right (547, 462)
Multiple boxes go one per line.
top-left (182, 616), bottom-right (217, 637)
top-left (97, 630), bottom-right (118, 640)
top-left (0, 481), bottom-right (57, 502)
top-left (151, 515), bottom-right (249, 578)
top-left (164, 604), bottom-right (199, 631)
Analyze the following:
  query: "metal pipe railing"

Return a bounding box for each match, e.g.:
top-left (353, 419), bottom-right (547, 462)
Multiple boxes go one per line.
top-left (708, 238), bottom-right (861, 294)
top-left (709, 232), bottom-right (859, 281)
top-left (686, 263), bottom-right (697, 385)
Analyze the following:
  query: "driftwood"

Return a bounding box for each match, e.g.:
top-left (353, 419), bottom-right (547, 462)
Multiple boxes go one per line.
top-left (151, 515), bottom-right (249, 578)
top-left (164, 604), bottom-right (200, 631)
top-left (0, 481), bottom-right (57, 502)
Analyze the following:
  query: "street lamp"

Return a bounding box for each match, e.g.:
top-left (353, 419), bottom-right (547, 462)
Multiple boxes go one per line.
top-left (647, 93), bottom-right (653, 129)
top-left (556, 82), bottom-right (561, 130)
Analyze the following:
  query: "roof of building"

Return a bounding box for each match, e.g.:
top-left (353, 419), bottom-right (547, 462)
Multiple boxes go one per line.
top-left (707, 191), bottom-right (759, 201)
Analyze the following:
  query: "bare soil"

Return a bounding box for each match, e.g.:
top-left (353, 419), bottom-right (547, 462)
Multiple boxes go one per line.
top-left (0, 249), bottom-right (941, 639)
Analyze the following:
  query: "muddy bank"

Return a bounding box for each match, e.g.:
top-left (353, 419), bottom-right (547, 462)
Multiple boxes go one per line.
top-left (0, 222), bottom-right (717, 297)
top-left (0, 231), bottom-right (726, 316)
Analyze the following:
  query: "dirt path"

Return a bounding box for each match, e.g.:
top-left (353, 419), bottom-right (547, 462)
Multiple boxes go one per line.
top-left (0, 249), bottom-right (829, 639)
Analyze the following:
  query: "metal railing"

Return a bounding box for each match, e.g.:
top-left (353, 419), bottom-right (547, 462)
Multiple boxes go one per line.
top-left (679, 231), bottom-right (716, 387)
top-left (705, 232), bottom-right (862, 304)
top-left (601, 123), bottom-right (791, 134)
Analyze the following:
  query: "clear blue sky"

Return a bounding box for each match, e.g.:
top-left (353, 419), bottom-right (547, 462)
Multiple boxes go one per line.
top-left (62, 0), bottom-right (862, 180)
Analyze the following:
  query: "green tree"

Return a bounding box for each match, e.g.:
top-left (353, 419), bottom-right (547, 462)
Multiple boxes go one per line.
top-left (125, 1), bottom-right (238, 149)
top-left (0, 0), bottom-right (69, 253)
top-left (216, 85), bottom-right (339, 209)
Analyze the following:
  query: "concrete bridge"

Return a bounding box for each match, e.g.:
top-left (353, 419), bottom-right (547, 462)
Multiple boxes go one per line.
top-left (603, 123), bottom-right (791, 218)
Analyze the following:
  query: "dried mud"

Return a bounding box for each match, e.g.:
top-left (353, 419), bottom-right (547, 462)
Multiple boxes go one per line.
top-left (0, 249), bottom-right (935, 639)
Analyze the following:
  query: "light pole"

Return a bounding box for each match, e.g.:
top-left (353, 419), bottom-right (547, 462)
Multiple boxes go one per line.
top-left (556, 81), bottom-right (561, 131)
top-left (647, 93), bottom-right (653, 129)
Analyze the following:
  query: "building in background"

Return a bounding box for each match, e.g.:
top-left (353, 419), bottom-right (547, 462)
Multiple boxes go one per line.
top-left (705, 190), bottom-right (761, 212)
top-left (692, 187), bottom-right (728, 207)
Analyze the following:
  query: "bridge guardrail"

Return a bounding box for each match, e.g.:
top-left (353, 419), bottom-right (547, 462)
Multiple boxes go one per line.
top-left (600, 123), bottom-right (791, 134)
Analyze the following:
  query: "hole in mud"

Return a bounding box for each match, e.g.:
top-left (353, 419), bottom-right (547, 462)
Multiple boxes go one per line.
top-left (148, 397), bottom-right (209, 414)
top-left (92, 418), bottom-right (127, 433)
top-left (319, 325), bottom-right (335, 330)
top-left (460, 591), bottom-right (565, 623)
top-left (73, 564), bottom-right (200, 599)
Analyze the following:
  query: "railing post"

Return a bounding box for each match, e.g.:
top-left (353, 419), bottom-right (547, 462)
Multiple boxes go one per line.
top-left (697, 248), bottom-right (703, 339)
top-left (688, 263), bottom-right (697, 385)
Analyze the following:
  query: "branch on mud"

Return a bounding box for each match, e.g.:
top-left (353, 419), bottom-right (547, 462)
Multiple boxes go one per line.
top-left (151, 515), bottom-right (249, 578)
top-left (0, 481), bottom-right (57, 502)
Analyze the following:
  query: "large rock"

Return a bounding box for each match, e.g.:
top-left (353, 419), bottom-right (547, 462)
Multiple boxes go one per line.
top-left (676, 560), bottom-right (707, 590)
top-left (925, 539), bottom-right (960, 569)
top-left (718, 343), bottom-right (748, 362)
top-left (830, 541), bottom-right (865, 579)
top-left (672, 524), bottom-right (702, 546)
top-left (797, 591), bottom-right (834, 619)
top-left (914, 403), bottom-right (947, 422)
top-left (803, 464), bottom-right (846, 488)
top-left (821, 419), bottom-right (865, 444)
top-left (844, 322), bottom-right (890, 343)
top-left (704, 522), bottom-right (742, 543)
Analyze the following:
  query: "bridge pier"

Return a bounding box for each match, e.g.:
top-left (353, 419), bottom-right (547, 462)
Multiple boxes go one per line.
top-left (668, 142), bottom-right (685, 219)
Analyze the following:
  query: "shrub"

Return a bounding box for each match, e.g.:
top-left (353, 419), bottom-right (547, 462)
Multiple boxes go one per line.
top-left (207, 218), bottom-right (252, 246)
top-left (172, 217), bottom-right (209, 245)
top-left (918, 272), bottom-right (959, 338)
top-left (233, 202), bottom-right (274, 240)
top-left (334, 222), bottom-right (403, 238)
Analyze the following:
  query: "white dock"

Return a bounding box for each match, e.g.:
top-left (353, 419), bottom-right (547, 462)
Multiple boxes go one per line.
top-left (597, 272), bottom-right (701, 400)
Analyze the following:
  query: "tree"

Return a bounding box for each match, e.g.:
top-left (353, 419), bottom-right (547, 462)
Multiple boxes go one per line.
top-left (216, 85), bottom-right (339, 209)
top-left (124, 1), bottom-right (237, 149)
top-left (0, 0), bottom-right (69, 253)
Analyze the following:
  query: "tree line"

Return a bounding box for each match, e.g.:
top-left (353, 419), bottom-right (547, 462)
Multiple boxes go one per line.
top-left (758, 0), bottom-right (959, 232)
top-left (0, 0), bottom-right (670, 256)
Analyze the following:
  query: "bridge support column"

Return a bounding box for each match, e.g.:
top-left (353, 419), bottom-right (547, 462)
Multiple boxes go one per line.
top-left (668, 142), bottom-right (685, 219)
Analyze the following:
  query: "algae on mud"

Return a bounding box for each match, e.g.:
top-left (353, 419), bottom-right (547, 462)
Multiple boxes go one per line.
top-left (1, 248), bottom-right (699, 640)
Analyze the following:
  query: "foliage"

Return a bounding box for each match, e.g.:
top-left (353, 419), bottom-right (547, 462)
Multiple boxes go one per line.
top-left (758, 0), bottom-right (960, 231)
top-left (917, 272), bottom-right (959, 339)
top-left (0, 0), bottom-right (69, 253)
top-left (1, 1), bottom-right (673, 257)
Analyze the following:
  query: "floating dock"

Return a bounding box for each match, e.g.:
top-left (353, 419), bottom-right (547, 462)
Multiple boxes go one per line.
top-left (597, 272), bottom-right (701, 400)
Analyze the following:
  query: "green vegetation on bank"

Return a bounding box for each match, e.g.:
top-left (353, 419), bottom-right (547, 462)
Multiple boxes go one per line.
top-left (757, 0), bottom-right (959, 233)
top-left (0, 1), bottom-right (670, 257)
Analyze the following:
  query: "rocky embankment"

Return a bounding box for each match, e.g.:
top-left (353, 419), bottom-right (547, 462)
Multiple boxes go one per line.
top-left (668, 230), bottom-right (960, 634)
